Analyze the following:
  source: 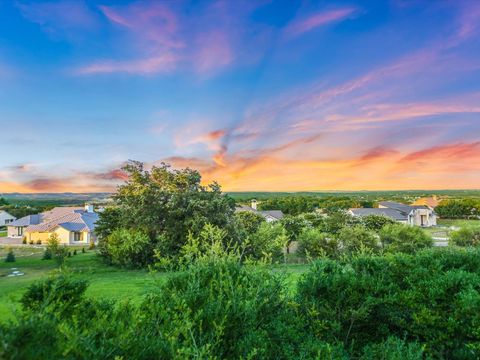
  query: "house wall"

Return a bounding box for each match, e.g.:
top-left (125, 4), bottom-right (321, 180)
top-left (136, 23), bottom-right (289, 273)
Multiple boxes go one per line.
top-left (26, 228), bottom-right (92, 245)
top-left (408, 209), bottom-right (437, 227)
top-left (0, 211), bottom-right (16, 226)
top-left (26, 231), bottom-right (52, 243)
top-left (7, 226), bottom-right (24, 238)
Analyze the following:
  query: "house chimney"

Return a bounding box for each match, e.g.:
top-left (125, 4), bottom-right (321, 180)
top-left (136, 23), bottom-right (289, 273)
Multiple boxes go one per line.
top-left (85, 203), bottom-right (94, 213)
top-left (251, 199), bottom-right (257, 210)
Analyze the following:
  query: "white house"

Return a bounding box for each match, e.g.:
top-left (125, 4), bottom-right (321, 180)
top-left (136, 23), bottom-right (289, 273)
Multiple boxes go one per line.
top-left (349, 201), bottom-right (437, 227)
top-left (0, 210), bottom-right (16, 227)
top-left (235, 199), bottom-right (284, 222)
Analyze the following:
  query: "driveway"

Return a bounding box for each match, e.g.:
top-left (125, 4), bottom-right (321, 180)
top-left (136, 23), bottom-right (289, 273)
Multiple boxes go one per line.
top-left (0, 237), bottom-right (24, 245)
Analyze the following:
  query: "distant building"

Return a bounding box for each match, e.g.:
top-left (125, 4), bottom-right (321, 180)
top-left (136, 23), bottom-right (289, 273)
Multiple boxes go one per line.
top-left (0, 210), bottom-right (16, 227)
top-left (235, 199), bottom-right (284, 222)
top-left (349, 201), bottom-right (437, 227)
top-left (7, 204), bottom-right (99, 244)
top-left (412, 196), bottom-right (440, 209)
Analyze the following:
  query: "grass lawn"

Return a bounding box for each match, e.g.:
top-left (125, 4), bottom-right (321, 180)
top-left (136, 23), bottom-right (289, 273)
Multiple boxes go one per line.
top-left (0, 230), bottom-right (7, 237)
top-left (0, 246), bottom-right (310, 323)
top-left (437, 219), bottom-right (480, 228)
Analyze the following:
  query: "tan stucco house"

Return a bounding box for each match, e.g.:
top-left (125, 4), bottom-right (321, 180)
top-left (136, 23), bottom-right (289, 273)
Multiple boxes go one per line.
top-left (7, 204), bottom-right (99, 245)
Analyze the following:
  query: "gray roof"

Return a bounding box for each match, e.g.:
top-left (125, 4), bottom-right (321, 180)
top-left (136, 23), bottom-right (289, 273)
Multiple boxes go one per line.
top-left (350, 208), bottom-right (408, 221)
top-left (378, 201), bottom-right (429, 215)
top-left (8, 214), bottom-right (42, 227)
top-left (260, 210), bottom-right (284, 220)
top-left (26, 211), bottom-right (99, 233)
top-left (235, 206), bottom-right (284, 221)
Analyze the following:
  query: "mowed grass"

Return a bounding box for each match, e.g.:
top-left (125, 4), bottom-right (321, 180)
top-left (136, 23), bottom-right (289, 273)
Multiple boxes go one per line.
top-left (0, 246), bottom-right (310, 323)
top-left (0, 230), bottom-right (7, 237)
top-left (0, 248), bottom-right (168, 323)
top-left (437, 219), bottom-right (480, 228)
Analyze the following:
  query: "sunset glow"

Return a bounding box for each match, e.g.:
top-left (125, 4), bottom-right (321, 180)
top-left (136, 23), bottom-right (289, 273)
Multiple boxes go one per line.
top-left (0, 0), bottom-right (479, 192)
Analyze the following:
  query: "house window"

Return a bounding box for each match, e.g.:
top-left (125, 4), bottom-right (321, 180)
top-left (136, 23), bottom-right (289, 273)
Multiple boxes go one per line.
top-left (17, 227), bottom-right (23, 236)
top-left (73, 232), bottom-right (83, 242)
top-left (5, 219), bottom-right (12, 224)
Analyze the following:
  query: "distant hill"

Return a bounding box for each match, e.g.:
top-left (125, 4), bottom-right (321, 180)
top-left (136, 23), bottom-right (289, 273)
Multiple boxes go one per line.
top-left (0, 193), bottom-right (113, 206)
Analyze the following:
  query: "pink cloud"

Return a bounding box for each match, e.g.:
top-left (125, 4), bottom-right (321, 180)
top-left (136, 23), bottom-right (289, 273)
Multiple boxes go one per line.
top-left (285, 7), bottom-right (357, 38)
top-left (194, 31), bottom-right (234, 74)
top-left (76, 54), bottom-right (178, 75)
top-left (99, 3), bottom-right (181, 49)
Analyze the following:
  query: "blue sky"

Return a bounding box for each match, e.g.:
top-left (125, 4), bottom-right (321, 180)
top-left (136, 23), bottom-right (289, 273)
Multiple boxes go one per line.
top-left (0, 0), bottom-right (479, 192)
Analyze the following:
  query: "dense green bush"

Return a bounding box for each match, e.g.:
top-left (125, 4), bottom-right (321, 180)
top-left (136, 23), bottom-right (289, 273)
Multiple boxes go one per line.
top-left (449, 226), bottom-right (480, 247)
top-left (336, 226), bottom-right (380, 255)
top-left (297, 248), bottom-right (480, 358)
top-left (5, 249), bottom-right (15, 262)
top-left (436, 199), bottom-right (480, 219)
top-left (361, 214), bottom-right (396, 231)
top-left (297, 228), bottom-right (338, 259)
top-left (235, 211), bottom-right (266, 235)
top-left (244, 222), bottom-right (286, 262)
top-left (102, 228), bottom-right (153, 268)
top-left (5, 249), bottom-right (480, 359)
top-left (379, 223), bottom-right (433, 254)
top-left (20, 274), bottom-right (88, 313)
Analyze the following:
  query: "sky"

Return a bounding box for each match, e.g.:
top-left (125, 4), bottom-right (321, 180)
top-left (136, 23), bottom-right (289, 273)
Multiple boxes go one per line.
top-left (0, 0), bottom-right (479, 193)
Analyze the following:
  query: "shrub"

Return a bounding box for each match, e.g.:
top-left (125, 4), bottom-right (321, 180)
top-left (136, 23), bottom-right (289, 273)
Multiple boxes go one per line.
top-left (29, 240), bottom-right (33, 245)
top-left (22, 238), bottom-right (26, 245)
top-left (36, 240), bottom-right (41, 245)
top-left (379, 224), bottom-right (433, 254)
top-left (449, 226), bottom-right (480, 247)
top-left (297, 249), bottom-right (480, 358)
top-left (5, 249), bottom-right (15, 263)
top-left (82, 247), bottom-right (86, 253)
top-left (89, 241), bottom-right (96, 250)
top-left (42, 249), bottom-right (52, 260)
top-left (336, 226), bottom-right (380, 255)
top-left (141, 256), bottom-right (317, 359)
top-left (297, 228), bottom-right (338, 259)
top-left (360, 337), bottom-right (428, 360)
top-left (20, 274), bottom-right (88, 313)
top-left (245, 222), bottom-right (286, 262)
top-left (361, 214), bottom-right (396, 231)
top-left (235, 210), bottom-right (265, 235)
top-left (73, 249), bottom-right (77, 255)
top-left (103, 229), bottom-right (153, 268)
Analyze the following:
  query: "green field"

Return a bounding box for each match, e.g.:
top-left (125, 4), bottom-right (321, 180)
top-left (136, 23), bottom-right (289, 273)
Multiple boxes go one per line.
top-left (0, 230), bottom-right (6, 237)
top-left (0, 247), bottom-right (308, 323)
top-left (437, 219), bottom-right (480, 228)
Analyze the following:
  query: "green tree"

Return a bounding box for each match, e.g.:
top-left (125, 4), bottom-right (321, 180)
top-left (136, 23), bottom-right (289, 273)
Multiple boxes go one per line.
top-left (43, 233), bottom-right (68, 266)
top-left (100, 161), bottom-right (237, 265)
top-left (103, 229), bottom-right (153, 268)
top-left (297, 228), bottom-right (339, 259)
top-left (5, 249), bottom-right (15, 263)
top-left (245, 222), bottom-right (287, 262)
top-left (361, 214), bottom-right (395, 231)
top-left (336, 226), bottom-right (380, 255)
top-left (449, 226), bottom-right (480, 247)
top-left (234, 211), bottom-right (265, 235)
top-left (280, 215), bottom-right (310, 253)
top-left (379, 224), bottom-right (433, 254)
top-left (95, 207), bottom-right (123, 240)
top-left (0, 197), bottom-right (8, 206)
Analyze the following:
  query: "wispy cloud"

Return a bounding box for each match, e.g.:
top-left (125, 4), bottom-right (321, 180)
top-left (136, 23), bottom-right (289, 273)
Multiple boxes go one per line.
top-left (284, 7), bottom-right (358, 38)
top-left (76, 54), bottom-right (178, 75)
top-left (16, 0), bottom-right (98, 38)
